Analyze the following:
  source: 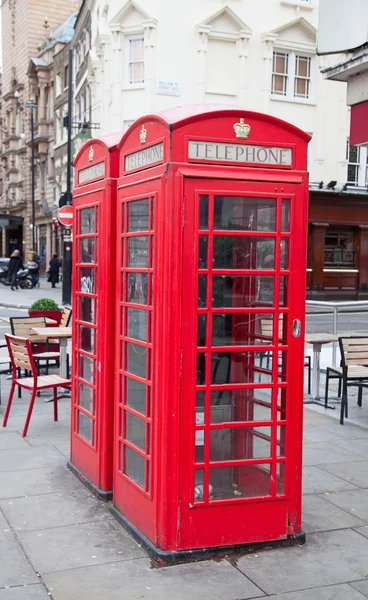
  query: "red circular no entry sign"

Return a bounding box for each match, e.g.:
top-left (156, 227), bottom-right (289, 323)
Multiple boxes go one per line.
top-left (58, 205), bottom-right (74, 227)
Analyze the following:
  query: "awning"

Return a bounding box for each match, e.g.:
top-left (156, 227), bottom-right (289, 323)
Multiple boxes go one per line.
top-left (0, 214), bottom-right (24, 228)
top-left (350, 101), bottom-right (368, 146)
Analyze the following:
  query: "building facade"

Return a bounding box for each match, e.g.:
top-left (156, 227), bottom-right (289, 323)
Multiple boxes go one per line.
top-left (85, 0), bottom-right (368, 299)
top-left (0, 0), bottom-right (79, 262)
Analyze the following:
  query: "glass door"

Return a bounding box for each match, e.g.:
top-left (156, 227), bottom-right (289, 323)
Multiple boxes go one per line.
top-left (179, 178), bottom-right (304, 550)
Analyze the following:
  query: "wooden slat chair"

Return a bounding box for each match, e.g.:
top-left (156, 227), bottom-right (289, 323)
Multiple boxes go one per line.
top-left (259, 318), bottom-right (311, 393)
top-left (10, 316), bottom-right (60, 373)
top-left (325, 336), bottom-right (368, 424)
top-left (2, 334), bottom-right (71, 437)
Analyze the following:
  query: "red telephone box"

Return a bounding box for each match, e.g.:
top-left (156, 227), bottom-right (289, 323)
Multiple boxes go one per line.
top-left (70, 133), bottom-right (121, 499)
top-left (112, 106), bottom-right (309, 562)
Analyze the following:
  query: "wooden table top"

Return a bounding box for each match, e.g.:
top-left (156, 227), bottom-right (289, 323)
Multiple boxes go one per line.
top-left (0, 316), bottom-right (58, 325)
top-left (305, 334), bottom-right (338, 344)
top-left (32, 327), bottom-right (72, 338)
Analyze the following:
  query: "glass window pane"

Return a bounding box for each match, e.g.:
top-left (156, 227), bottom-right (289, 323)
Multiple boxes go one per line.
top-left (211, 351), bottom-right (273, 385)
top-left (127, 342), bottom-right (146, 378)
top-left (80, 296), bottom-right (95, 323)
top-left (125, 412), bottom-right (146, 451)
top-left (79, 326), bottom-right (94, 354)
top-left (199, 195), bottom-right (208, 229)
top-left (212, 313), bottom-right (274, 346)
top-left (212, 275), bottom-right (274, 307)
top-left (280, 276), bottom-right (288, 307)
top-left (80, 267), bottom-right (96, 294)
top-left (127, 308), bottom-right (147, 341)
top-left (196, 353), bottom-right (206, 385)
top-left (209, 464), bottom-right (271, 499)
top-left (280, 239), bottom-right (289, 270)
top-left (214, 197), bottom-right (276, 231)
top-left (209, 388), bottom-right (272, 423)
top-left (79, 355), bottom-right (94, 384)
top-left (199, 236), bottom-right (208, 268)
top-left (80, 208), bottom-right (94, 234)
top-left (213, 237), bottom-right (275, 270)
top-left (127, 273), bottom-right (148, 305)
top-left (194, 469), bottom-right (205, 502)
top-left (128, 237), bottom-right (148, 267)
top-left (210, 426), bottom-right (272, 461)
top-left (198, 275), bottom-right (207, 307)
top-left (126, 377), bottom-right (146, 415)
top-left (80, 238), bottom-right (95, 263)
top-left (281, 200), bottom-right (290, 232)
top-left (128, 199), bottom-right (149, 232)
top-left (197, 315), bottom-right (207, 347)
top-left (78, 411), bottom-right (92, 442)
top-left (124, 446), bottom-right (145, 488)
top-left (78, 382), bottom-right (93, 412)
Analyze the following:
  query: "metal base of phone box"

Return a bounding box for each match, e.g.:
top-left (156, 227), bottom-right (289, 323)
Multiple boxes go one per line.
top-left (110, 506), bottom-right (306, 566)
top-left (67, 462), bottom-right (113, 502)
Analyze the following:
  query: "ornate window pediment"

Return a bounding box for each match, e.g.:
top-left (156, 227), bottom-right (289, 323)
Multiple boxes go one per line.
top-left (197, 6), bottom-right (252, 41)
top-left (263, 17), bottom-right (316, 53)
top-left (110, 0), bottom-right (155, 35)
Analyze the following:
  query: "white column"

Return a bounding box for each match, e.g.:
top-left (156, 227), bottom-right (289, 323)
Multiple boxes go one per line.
top-left (196, 27), bottom-right (210, 103)
top-left (143, 20), bottom-right (157, 113)
top-left (111, 28), bottom-right (123, 128)
top-left (237, 32), bottom-right (251, 107)
top-left (261, 35), bottom-right (277, 113)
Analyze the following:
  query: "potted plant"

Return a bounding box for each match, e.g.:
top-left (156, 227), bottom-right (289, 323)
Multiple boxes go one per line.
top-left (29, 298), bottom-right (63, 325)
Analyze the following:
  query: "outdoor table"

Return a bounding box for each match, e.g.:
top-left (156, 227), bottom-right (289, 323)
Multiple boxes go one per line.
top-left (304, 334), bottom-right (338, 407)
top-left (0, 316), bottom-right (58, 325)
top-left (32, 327), bottom-right (72, 402)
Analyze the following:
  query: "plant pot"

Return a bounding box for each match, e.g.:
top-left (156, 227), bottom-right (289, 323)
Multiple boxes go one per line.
top-left (28, 309), bottom-right (62, 353)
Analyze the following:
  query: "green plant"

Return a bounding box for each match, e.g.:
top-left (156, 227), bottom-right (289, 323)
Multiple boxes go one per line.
top-left (29, 298), bottom-right (60, 311)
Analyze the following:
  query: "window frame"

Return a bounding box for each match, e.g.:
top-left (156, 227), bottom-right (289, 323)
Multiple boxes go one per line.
top-left (125, 34), bottom-right (145, 88)
top-left (271, 49), bottom-right (313, 102)
top-left (346, 138), bottom-right (368, 187)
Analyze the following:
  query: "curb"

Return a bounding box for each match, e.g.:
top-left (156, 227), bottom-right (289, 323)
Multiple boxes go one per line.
top-left (0, 302), bottom-right (30, 310)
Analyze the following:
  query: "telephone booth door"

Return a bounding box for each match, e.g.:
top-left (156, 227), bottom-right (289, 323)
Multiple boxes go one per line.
top-left (70, 135), bottom-right (121, 498)
top-left (179, 177), bottom-right (306, 549)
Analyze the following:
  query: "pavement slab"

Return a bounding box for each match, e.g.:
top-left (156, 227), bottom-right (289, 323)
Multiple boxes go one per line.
top-left (302, 465), bottom-right (358, 495)
top-left (318, 460), bottom-right (368, 489)
top-left (235, 529), bottom-right (368, 595)
top-left (265, 584), bottom-right (368, 599)
top-left (319, 489), bottom-right (368, 522)
top-left (0, 489), bottom-right (112, 532)
top-left (0, 432), bottom-right (28, 450)
top-left (0, 465), bottom-right (82, 499)
top-left (18, 519), bottom-right (145, 574)
top-left (43, 559), bottom-right (265, 600)
top-left (332, 437), bottom-right (368, 458)
top-left (351, 580), bottom-right (368, 598)
top-left (0, 585), bottom-right (51, 600)
top-left (0, 520), bottom-right (39, 588)
top-left (0, 445), bottom-right (65, 473)
top-left (302, 442), bottom-right (367, 466)
top-left (302, 495), bottom-right (365, 532)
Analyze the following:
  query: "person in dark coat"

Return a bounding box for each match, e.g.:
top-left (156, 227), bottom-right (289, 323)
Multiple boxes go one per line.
top-left (7, 249), bottom-right (24, 290)
top-left (48, 254), bottom-right (60, 288)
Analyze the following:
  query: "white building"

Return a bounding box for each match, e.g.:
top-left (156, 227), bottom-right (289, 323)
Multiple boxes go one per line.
top-left (86, 0), bottom-right (353, 188)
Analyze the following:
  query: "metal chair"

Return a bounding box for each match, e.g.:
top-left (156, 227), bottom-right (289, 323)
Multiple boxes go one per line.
top-left (2, 334), bottom-right (71, 437)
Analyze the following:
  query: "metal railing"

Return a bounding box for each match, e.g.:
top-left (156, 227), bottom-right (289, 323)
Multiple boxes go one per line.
top-left (306, 300), bottom-right (368, 366)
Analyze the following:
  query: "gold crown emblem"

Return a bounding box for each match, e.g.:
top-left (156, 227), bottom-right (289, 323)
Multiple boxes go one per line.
top-left (88, 146), bottom-right (94, 162)
top-left (233, 118), bottom-right (250, 139)
top-left (140, 124), bottom-right (147, 144)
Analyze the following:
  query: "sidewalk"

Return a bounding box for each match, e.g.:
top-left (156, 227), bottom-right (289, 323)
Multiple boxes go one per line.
top-left (2, 373), bottom-right (368, 599)
top-left (0, 278), bottom-right (62, 309)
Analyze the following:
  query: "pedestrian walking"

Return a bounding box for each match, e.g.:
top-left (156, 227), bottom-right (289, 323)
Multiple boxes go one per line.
top-left (28, 249), bottom-right (40, 288)
top-left (7, 249), bottom-right (24, 290)
top-left (48, 254), bottom-right (60, 288)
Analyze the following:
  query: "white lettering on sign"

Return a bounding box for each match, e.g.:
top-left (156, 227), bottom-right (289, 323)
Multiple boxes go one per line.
top-left (125, 142), bottom-right (164, 172)
top-left (78, 161), bottom-right (105, 184)
top-left (188, 141), bottom-right (293, 166)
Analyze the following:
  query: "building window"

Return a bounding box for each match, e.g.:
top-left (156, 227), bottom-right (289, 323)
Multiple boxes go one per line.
top-left (271, 51), bottom-right (312, 100)
top-left (346, 139), bottom-right (368, 187)
top-left (324, 228), bottom-right (356, 268)
top-left (64, 65), bottom-right (68, 89)
top-left (126, 35), bottom-right (144, 86)
top-left (55, 73), bottom-right (62, 97)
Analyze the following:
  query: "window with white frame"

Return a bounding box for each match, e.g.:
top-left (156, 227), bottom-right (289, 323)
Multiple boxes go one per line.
top-left (55, 73), bottom-right (62, 97)
top-left (271, 50), bottom-right (312, 100)
top-left (125, 35), bottom-right (144, 86)
top-left (346, 138), bottom-right (368, 186)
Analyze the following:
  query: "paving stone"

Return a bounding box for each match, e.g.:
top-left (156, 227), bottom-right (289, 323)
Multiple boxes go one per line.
top-left (0, 465), bottom-right (82, 499)
top-left (236, 529), bottom-right (368, 594)
top-left (0, 445), bottom-right (65, 472)
top-left (302, 442), bottom-right (367, 466)
top-left (302, 427), bottom-right (345, 444)
top-left (266, 583), bottom-right (368, 599)
top-left (0, 431), bottom-right (29, 450)
top-left (333, 437), bottom-right (368, 458)
top-left (0, 489), bottom-right (112, 531)
top-left (0, 528), bottom-right (39, 588)
top-left (319, 489), bottom-right (368, 522)
top-left (319, 460), bottom-right (368, 488)
top-left (354, 526), bottom-right (368, 540)
top-left (0, 585), bottom-right (50, 600)
top-left (303, 494), bottom-right (365, 532)
top-left (303, 466), bottom-right (358, 495)
top-left (18, 519), bottom-right (145, 574)
top-left (351, 580), bottom-right (368, 598)
top-left (44, 559), bottom-right (264, 600)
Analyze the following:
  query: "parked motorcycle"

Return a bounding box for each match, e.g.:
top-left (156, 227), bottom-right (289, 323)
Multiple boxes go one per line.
top-left (16, 267), bottom-right (33, 289)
